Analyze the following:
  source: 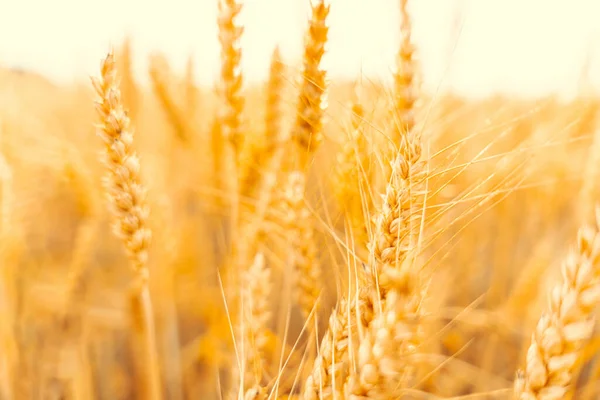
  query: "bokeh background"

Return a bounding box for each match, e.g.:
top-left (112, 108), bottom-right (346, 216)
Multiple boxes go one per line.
top-left (2, 0), bottom-right (600, 96)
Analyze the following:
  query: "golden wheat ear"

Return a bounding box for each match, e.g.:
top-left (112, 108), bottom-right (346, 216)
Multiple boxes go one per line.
top-left (515, 206), bottom-right (600, 399)
top-left (291, 0), bottom-right (329, 170)
top-left (284, 0), bottom-right (330, 321)
top-left (91, 50), bottom-right (162, 400)
top-left (345, 0), bottom-right (429, 395)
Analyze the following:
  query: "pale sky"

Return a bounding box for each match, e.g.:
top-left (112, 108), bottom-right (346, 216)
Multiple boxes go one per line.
top-left (1, 0), bottom-right (600, 97)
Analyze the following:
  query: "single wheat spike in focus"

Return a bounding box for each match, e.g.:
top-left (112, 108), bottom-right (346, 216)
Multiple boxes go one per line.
top-left (303, 299), bottom-right (352, 400)
top-left (348, 136), bottom-right (427, 397)
top-left (368, 0), bottom-right (423, 303)
top-left (514, 207), bottom-right (600, 400)
top-left (349, 0), bottom-right (427, 390)
top-left (92, 53), bottom-right (152, 277)
top-left (91, 51), bottom-right (161, 400)
top-left (302, 287), bottom-right (375, 400)
top-left (370, 137), bottom-right (425, 292)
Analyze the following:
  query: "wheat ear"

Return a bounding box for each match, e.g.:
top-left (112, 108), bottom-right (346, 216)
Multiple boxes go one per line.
top-left (514, 207), bottom-right (600, 399)
top-left (291, 0), bottom-right (329, 169)
top-left (378, 0), bottom-right (420, 192)
top-left (349, 135), bottom-right (427, 397)
top-left (303, 288), bottom-right (375, 400)
top-left (349, 0), bottom-right (427, 391)
top-left (392, 0), bottom-right (418, 143)
top-left (282, 0), bottom-right (330, 324)
top-left (218, 0), bottom-right (245, 158)
top-left (91, 51), bottom-right (161, 400)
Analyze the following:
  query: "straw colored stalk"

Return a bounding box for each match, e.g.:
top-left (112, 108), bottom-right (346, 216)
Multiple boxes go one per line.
top-left (349, 15), bottom-right (427, 387)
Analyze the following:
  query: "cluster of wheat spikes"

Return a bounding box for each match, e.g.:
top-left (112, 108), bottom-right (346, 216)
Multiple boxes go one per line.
top-left (2, 0), bottom-right (600, 398)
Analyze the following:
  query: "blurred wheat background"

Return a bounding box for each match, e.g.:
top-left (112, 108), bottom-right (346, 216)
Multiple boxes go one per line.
top-left (2, 0), bottom-right (600, 399)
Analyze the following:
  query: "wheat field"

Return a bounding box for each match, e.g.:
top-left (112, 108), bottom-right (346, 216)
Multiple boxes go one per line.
top-left (1, 0), bottom-right (600, 399)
